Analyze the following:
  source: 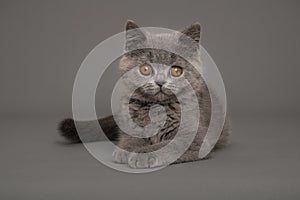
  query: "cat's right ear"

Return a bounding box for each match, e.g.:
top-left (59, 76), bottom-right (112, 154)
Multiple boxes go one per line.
top-left (125, 20), bottom-right (146, 51)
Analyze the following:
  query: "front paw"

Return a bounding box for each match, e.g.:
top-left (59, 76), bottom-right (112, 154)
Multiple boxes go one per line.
top-left (112, 148), bottom-right (129, 164)
top-left (128, 152), bottom-right (161, 168)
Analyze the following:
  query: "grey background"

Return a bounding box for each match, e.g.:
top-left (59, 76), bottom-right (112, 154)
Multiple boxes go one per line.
top-left (1, 0), bottom-right (300, 199)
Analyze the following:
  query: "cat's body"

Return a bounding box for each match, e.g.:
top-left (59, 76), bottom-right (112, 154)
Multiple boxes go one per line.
top-left (59, 21), bottom-right (230, 168)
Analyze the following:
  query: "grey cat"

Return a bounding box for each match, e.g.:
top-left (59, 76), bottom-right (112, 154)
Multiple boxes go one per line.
top-left (59, 20), bottom-right (230, 169)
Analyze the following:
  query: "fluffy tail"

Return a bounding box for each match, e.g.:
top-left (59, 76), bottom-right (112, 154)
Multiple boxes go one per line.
top-left (58, 115), bottom-right (119, 143)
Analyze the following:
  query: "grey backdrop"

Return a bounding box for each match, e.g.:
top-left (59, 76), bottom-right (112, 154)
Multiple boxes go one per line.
top-left (1, 0), bottom-right (299, 117)
top-left (1, 0), bottom-right (300, 200)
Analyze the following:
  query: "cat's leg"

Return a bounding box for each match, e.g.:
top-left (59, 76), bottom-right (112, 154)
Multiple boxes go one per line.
top-left (173, 142), bottom-right (211, 164)
top-left (112, 133), bottom-right (147, 164)
top-left (127, 140), bottom-right (170, 168)
top-left (172, 150), bottom-right (200, 164)
top-left (127, 140), bottom-right (210, 168)
top-left (127, 140), bottom-right (203, 168)
top-left (112, 147), bottom-right (130, 164)
top-left (173, 150), bottom-right (207, 164)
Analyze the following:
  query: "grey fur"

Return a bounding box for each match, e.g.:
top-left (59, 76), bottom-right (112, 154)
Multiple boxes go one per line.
top-left (112, 21), bottom-right (230, 168)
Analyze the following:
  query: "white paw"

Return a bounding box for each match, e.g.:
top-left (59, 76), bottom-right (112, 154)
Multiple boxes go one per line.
top-left (112, 148), bottom-right (129, 164)
top-left (128, 152), bottom-right (161, 169)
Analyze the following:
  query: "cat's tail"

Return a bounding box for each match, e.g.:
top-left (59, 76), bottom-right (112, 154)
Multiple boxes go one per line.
top-left (58, 115), bottom-right (119, 143)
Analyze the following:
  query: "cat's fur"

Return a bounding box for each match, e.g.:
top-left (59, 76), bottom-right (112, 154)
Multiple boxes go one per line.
top-left (58, 20), bottom-right (230, 168)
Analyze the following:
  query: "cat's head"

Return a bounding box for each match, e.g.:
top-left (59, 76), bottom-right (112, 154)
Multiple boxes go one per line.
top-left (119, 20), bottom-right (203, 103)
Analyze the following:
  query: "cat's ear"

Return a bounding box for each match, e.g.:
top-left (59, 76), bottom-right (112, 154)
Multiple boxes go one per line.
top-left (179, 22), bottom-right (201, 44)
top-left (125, 20), bottom-right (146, 51)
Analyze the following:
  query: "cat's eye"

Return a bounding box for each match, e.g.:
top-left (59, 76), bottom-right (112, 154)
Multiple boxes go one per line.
top-left (170, 66), bottom-right (183, 77)
top-left (139, 65), bottom-right (152, 76)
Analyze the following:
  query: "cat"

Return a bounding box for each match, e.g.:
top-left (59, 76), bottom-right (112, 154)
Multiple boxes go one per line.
top-left (58, 20), bottom-right (230, 169)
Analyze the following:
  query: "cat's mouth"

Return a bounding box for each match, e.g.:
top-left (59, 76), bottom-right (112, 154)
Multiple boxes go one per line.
top-left (138, 87), bottom-right (176, 102)
top-left (154, 87), bottom-right (173, 97)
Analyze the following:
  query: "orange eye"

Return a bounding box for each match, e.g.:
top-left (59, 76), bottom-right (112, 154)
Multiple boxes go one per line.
top-left (139, 65), bottom-right (152, 76)
top-left (170, 66), bottom-right (183, 77)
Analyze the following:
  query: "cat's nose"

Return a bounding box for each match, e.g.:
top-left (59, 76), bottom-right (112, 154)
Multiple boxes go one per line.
top-left (155, 80), bottom-right (166, 87)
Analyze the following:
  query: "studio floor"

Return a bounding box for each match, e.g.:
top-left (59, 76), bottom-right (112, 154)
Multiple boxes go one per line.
top-left (1, 115), bottom-right (300, 200)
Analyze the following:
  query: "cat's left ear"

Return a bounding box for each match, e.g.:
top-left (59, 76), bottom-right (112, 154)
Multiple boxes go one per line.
top-left (125, 20), bottom-right (147, 51)
top-left (179, 22), bottom-right (201, 44)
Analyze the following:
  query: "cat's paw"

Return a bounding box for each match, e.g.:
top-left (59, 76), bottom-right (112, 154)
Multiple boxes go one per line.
top-left (112, 148), bottom-right (129, 164)
top-left (128, 152), bottom-right (162, 168)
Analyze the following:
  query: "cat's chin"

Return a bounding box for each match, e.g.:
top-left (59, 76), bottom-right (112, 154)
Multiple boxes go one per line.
top-left (138, 89), bottom-right (177, 103)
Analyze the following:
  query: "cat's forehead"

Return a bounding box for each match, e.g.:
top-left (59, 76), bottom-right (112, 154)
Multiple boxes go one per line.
top-left (146, 32), bottom-right (184, 53)
top-left (146, 49), bottom-right (177, 65)
top-left (139, 33), bottom-right (198, 63)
